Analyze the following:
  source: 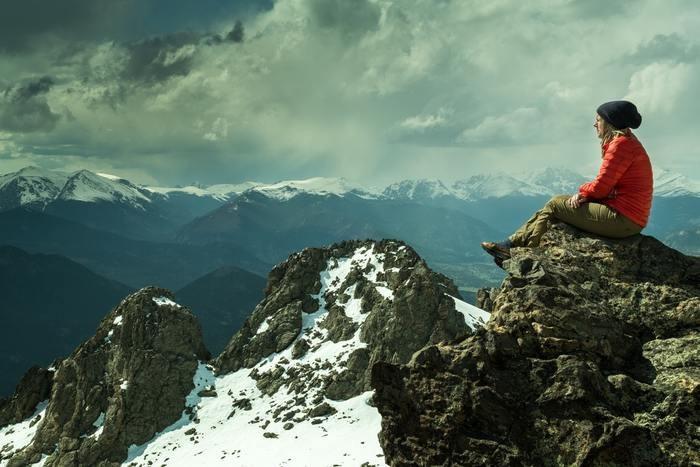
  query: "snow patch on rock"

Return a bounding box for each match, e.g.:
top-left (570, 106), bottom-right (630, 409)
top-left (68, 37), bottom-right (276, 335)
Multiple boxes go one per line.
top-left (0, 400), bottom-right (49, 465)
top-left (152, 297), bottom-right (181, 308)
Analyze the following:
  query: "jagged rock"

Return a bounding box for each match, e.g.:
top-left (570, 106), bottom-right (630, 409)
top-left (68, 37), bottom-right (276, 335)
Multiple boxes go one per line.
top-left (308, 402), bottom-right (337, 418)
top-left (372, 223), bottom-right (700, 466)
top-left (324, 348), bottom-right (371, 400)
top-left (1, 287), bottom-right (209, 467)
top-left (197, 388), bottom-right (218, 397)
top-left (0, 366), bottom-right (53, 428)
top-left (320, 303), bottom-right (359, 342)
top-left (291, 338), bottom-right (310, 359)
top-left (215, 239), bottom-right (472, 408)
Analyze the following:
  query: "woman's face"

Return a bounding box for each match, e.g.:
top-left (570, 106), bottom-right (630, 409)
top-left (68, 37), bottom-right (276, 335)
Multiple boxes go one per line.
top-left (594, 114), bottom-right (605, 139)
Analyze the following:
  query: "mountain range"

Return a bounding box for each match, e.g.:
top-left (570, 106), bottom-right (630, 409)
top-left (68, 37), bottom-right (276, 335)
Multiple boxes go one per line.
top-left (2, 165), bottom-right (698, 275)
top-left (0, 165), bottom-right (697, 401)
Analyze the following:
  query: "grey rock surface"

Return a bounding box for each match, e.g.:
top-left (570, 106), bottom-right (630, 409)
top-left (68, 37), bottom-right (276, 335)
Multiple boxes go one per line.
top-left (0, 366), bottom-right (53, 429)
top-left (1, 287), bottom-right (209, 467)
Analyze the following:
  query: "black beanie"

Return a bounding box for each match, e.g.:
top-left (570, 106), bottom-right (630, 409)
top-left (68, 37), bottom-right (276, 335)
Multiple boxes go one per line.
top-left (597, 100), bottom-right (642, 129)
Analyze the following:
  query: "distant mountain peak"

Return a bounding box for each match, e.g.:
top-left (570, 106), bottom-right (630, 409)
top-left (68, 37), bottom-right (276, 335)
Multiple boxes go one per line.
top-left (56, 169), bottom-right (152, 208)
top-left (653, 167), bottom-right (700, 197)
top-left (96, 172), bottom-right (124, 181)
top-left (382, 178), bottom-right (454, 200)
top-left (248, 176), bottom-right (380, 200)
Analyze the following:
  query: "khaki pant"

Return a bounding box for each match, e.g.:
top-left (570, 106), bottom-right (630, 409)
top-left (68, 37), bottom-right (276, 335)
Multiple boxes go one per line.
top-left (509, 195), bottom-right (643, 247)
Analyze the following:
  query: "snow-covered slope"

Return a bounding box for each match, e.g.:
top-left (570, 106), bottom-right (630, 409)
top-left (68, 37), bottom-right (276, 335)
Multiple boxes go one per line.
top-left (0, 166), bottom-right (69, 209)
top-left (0, 401), bottom-right (48, 463)
top-left (247, 177), bottom-right (380, 201)
top-left (55, 170), bottom-right (152, 209)
top-left (145, 178), bottom-right (379, 202)
top-left (382, 179), bottom-right (454, 200)
top-left (381, 169), bottom-right (588, 202)
top-left (523, 167), bottom-right (589, 195)
top-left (145, 182), bottom-right (263, 201)
top-left (452, 173), bottom-right (547, 200)
top-left (654, 168), bottom-right (700, 197)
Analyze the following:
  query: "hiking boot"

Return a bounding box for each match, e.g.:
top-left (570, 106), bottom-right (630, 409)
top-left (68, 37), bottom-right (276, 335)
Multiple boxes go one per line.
top-left (481, 240), bottom-right (513, 260)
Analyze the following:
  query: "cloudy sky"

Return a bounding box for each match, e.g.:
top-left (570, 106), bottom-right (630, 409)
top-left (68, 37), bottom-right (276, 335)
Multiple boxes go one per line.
top-left (0, 0), bottom-right (698, 187)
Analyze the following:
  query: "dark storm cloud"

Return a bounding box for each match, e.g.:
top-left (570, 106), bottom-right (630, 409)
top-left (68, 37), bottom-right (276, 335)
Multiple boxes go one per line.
top-left (565, 0), bottom-right (635, 18)
top-left (0, 0), bottom-right (271, 53)
top-left (624, 33), bottom-right (700, 64)
top-left (0, 0), bottom-right (135, 53)
top-left (117, 22), bottom-right (246, 87)
top-left (123, 32), bottom-right (200, 85)
top-left (0, 76), bottom-right (60, 132)
top-left (308, 0), bottom-right (381, 39)
top-left (204, 21), bottom-right (246, 45)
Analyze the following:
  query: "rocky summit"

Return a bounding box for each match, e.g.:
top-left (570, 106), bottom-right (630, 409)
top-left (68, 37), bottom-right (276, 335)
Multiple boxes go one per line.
top-left (372, 223), bottom-right (700, 466)
top-left (0, 287), bottom-right (209, 467)
top-left (1, 239), bottom-right (486, 466)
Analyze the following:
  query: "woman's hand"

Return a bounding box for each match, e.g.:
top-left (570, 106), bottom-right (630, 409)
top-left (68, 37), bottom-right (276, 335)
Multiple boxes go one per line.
top-left (566, 193), bottom-right (588, 209)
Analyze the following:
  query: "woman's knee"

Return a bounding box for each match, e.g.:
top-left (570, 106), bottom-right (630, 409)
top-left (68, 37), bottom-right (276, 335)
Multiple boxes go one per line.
top-left (545, 194), bottom-right (570, 210)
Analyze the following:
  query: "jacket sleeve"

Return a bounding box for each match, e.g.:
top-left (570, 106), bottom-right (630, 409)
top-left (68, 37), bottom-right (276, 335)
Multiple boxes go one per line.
top-left (579, 139), bottom-right (636, 200)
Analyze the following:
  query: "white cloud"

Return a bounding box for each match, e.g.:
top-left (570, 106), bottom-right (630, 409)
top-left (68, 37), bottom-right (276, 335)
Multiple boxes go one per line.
top-left (625, 62), bottom-right (692, 113)
top-left (457, 107), bottom-right (541, 145)
top-left (399, 108), bottom-right (452, 131)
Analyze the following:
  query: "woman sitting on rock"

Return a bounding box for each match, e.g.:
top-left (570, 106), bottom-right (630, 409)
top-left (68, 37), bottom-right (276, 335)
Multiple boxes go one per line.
top-left (482, 100), bottom-right (653, 266)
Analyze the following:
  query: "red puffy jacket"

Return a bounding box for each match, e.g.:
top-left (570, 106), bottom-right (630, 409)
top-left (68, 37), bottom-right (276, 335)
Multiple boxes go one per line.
top-left (578, 133), bottom-right (653, 227)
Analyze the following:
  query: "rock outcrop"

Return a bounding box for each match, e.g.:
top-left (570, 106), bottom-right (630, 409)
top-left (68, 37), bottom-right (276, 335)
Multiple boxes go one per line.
top-left (1, 287), bottom-right (209, 467)
top-left (0, 367), bottom-right (54, 429)
top-left (75, 239), bottom-right (484, 466)
top-left (372, 223), bottom-right (700, 466)
top-left (216, 238), bottom-right (474, 404)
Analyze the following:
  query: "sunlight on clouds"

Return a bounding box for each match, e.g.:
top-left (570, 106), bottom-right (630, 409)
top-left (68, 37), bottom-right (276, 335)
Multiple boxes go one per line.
top-left (625, 62), bottom-right (692, 114)
top-left (400, 108), bottom-right (451, 131)
top-left (457, 107), bottom-right (541, 145)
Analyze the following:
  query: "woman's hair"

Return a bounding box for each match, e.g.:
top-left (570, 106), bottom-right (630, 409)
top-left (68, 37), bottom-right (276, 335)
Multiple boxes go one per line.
top-left (599, 117), bottom-right (631, 153)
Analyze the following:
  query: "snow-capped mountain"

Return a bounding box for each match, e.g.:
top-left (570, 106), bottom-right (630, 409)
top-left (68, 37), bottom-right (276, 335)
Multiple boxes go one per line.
top-left (0, 166), bottom-right (69, 210)
top-left (146, 177), bottom-right (379, 202)
top-left (3, 166), bottom-right (698, 213)
top-left (145, 181), bottom-right (263, 202)
top-left (452, 173), bottom-right (547, 200)
top-left (382, 179), bottom-right (454, 200)
top-left (0, 167), bottom-right (155, 211)
top-left (381, 169), bottom-right (590, 202)
top-left (246, 176), bottom-right (381, 201)
top-left (522, 167), bottom-right (589, 195)
top-left (653, 168), bottom-right (700, 197)
top-left (0, 240), bottom-right (489, 466)
top-left (55, 170), bottom-right (153, 209)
